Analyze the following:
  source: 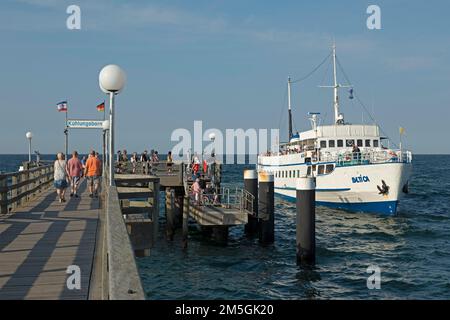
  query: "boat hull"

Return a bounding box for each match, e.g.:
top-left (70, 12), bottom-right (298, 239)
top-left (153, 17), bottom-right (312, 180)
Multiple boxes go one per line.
top-left (259, 158), bottom-right (412, 215)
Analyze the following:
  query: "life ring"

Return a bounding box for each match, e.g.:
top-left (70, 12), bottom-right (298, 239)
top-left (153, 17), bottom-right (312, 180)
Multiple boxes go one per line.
top-left (388, 150), bottom-right (398, 161)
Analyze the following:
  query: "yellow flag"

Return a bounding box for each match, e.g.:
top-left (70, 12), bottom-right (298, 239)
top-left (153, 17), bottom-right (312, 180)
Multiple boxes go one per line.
top-left (399, 127), bottom-right (405, 135)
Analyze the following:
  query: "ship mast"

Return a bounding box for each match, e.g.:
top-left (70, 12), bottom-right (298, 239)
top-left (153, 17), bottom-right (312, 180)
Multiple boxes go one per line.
top-left (332, 44), bottom-right (340, 124)
top-left (287, 77), bottom-right (293, 141)
top-left (320, 43), bottom-right (351, 125)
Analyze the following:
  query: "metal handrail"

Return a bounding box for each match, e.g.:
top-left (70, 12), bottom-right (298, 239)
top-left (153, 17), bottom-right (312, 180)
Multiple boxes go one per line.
top-left (189, 186), bottom-right (254, 214)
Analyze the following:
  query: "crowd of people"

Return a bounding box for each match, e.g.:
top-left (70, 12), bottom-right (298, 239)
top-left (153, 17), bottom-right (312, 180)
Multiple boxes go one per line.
top-left (53, 150), bottom-right (103, 203)
top-left (116, 149), bottom-right (173, 174)
top-left (187, 151), bottom-right (218, 206)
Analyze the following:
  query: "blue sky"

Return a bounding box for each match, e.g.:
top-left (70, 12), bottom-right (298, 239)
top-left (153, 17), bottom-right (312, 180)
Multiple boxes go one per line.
top-left (0, 0), bottom-right (449, 154)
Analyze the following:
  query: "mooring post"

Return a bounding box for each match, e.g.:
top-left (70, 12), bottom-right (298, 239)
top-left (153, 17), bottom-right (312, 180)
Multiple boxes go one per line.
top-left (182, 195), bottom-right (189, 249)
top-left (296, 177), bottom-right (316, 265)
top-left (258, 171), bottom-right (275, 244)
top-left (244, 169), bottom-right (258, 236)
top-left (165, 188), bottom-right (175, 241)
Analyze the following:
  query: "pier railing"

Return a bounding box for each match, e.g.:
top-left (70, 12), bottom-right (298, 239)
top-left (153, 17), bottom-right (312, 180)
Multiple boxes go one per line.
top-left (192, 186), bottom-right (255, 215)
top-left (103, 181), bottom-right (145, 300)
top-left (0, 163), bottom-right (54, 214)
top-left (117, 160), bottom-right (184, 187)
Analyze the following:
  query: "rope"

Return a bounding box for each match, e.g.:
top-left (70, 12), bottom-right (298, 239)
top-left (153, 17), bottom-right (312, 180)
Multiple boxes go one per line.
top-left (292, 51), bottom-right (332, 84)
top-left (336, 56), bottom-right (399, 149)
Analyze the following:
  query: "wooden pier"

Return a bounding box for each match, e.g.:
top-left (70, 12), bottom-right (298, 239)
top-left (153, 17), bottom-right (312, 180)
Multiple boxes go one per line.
top-left (0, 159), bottom-right (260, 299)
top-left (0, 180), bottom-right (99, 299)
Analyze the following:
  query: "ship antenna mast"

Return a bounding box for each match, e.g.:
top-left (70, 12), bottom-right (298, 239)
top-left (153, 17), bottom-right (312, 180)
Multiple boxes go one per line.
top-left (287, 77), bottom-right (293, 141)
top-left (320, 43), bottom-right (352, 125)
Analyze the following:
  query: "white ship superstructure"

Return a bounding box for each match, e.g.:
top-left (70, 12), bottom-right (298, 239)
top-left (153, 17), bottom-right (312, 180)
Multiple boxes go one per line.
top-left (258, 45), bottom-right (412, 215)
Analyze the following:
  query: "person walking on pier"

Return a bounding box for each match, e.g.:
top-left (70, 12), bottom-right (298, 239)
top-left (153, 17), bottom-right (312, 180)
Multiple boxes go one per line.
top-left (81, 155), bottom-right (87, 169)
top-left (131, 152), bottom-right (138, 174)
top-left (140, 150), bottom-right (149, 173)
top-left (192, 178), bottom-right (202, 205)
top-left (167, 151), bottom-right (173, 173)
top-left (67, 151), bottom-right (83, 198)
top-left (85, 150), bottom-right (102, 198)
top-left (192, 153), bottom-right (200, 176)
top-left (152, 150), bottom-right (160, 163)
top-left (54, 152), bottom-right (69, 203)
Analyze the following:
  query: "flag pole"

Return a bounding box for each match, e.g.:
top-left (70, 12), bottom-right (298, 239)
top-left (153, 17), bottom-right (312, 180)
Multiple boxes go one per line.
top-left (65, 102), bottom-right (69, 161)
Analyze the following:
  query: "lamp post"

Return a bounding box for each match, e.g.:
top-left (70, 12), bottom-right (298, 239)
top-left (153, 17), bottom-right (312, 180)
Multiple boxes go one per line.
top-left (102, 120), bottom-right (110, 179)
top-left (26, 132), bottom-right (33, 163)
top-left (209, 132), bottom-right (216, 156)
top-left (99, 64), bottom-right (126, 186)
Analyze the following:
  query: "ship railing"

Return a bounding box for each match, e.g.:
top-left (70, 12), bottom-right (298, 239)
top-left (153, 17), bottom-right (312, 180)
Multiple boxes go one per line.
top-left (321, 149), bottom-right (412, 167)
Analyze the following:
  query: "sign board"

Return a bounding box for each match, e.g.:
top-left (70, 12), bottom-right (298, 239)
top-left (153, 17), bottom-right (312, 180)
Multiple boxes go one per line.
top-left (67, 119), bottom-right (103, 129)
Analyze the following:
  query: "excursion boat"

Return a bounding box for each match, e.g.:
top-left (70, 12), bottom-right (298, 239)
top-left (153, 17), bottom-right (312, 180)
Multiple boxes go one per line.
top-left (257, 44), bottom-right (412, 215)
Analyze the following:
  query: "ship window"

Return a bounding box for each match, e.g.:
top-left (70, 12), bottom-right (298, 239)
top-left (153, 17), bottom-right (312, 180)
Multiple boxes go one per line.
top-left (320, 140), bottom-right (327, 148)
top-left (318, 165), bottom-right (325, 175)
top-left (326, 164), bottom-right (334, 174)
top-left (307, 166), bottom-right (312, 176)
top-left (357, 139), bottom-right (363, 147)
top-left (365, 139), bottom-right (371, 147)
top-left (312, 165), bottom-right (316, 172)
top-left (297, 170), bottom-right (300, 177)
top-left (337, 139), bottom-right (343, 147)
top-left (373, 140), bottom-right (379, 147)
top-left (329, 140), bottom-right (335, 148)
top-left (289, 171), bottom-right (291, 178)
top-left (346, 139), bottom-right (355, 147)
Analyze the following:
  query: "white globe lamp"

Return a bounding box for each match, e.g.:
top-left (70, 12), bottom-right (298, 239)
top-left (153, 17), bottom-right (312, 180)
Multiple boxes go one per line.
top-left (99, 64), bottom-right (126, 186)
top-left (26, 132), bottom-right (33, 162)
top-left (102, 120), bottom-right (110, 131)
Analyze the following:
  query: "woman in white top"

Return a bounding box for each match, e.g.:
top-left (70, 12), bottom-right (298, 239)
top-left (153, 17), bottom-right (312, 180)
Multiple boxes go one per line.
top-left (54, 152), bottom-right (69, 203)
top-left (130, 152), bottom-right (138, 174)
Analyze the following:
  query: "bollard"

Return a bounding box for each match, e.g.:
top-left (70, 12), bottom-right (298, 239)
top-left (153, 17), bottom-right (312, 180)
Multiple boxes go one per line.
top-left (258, 171), bottom-right (274, 244)
top-left (244, 169), bottom-right (258, 236)
top-left (296, 177), bottom-right (316, 265)
top-left (182, 196), bottom-right (189, 249)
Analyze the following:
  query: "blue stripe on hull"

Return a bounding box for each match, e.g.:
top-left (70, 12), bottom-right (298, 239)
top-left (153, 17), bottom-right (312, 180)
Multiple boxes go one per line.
top-left (275, 193), bottom-right (398, 215)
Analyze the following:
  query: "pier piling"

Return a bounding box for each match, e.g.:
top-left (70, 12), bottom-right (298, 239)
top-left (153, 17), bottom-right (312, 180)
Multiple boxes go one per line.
top-left (165, 188), bottom-right (175, 241)
top-left (182, 195), bottom-right (189, 249)
top-left (296, 177), bottom-right (316, 265)
top-left (258, 172), bottom-right (275, 244)
top-left (244, 169), bottom-right (258, 236)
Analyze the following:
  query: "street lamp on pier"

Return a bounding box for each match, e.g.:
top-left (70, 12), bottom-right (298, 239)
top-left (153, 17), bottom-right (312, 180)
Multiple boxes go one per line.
top-left (25, 132), bottom-right (33, 163)
top-left (99, 64), bottom-right (126, 186)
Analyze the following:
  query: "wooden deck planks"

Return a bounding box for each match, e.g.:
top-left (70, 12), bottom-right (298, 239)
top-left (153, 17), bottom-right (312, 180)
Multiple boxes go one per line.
top-left (0, 180), bottom-right (100, 300)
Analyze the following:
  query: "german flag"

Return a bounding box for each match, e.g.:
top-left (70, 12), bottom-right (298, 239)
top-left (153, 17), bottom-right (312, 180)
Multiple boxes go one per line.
top-left (96, 101), bottom-right (105, 112)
